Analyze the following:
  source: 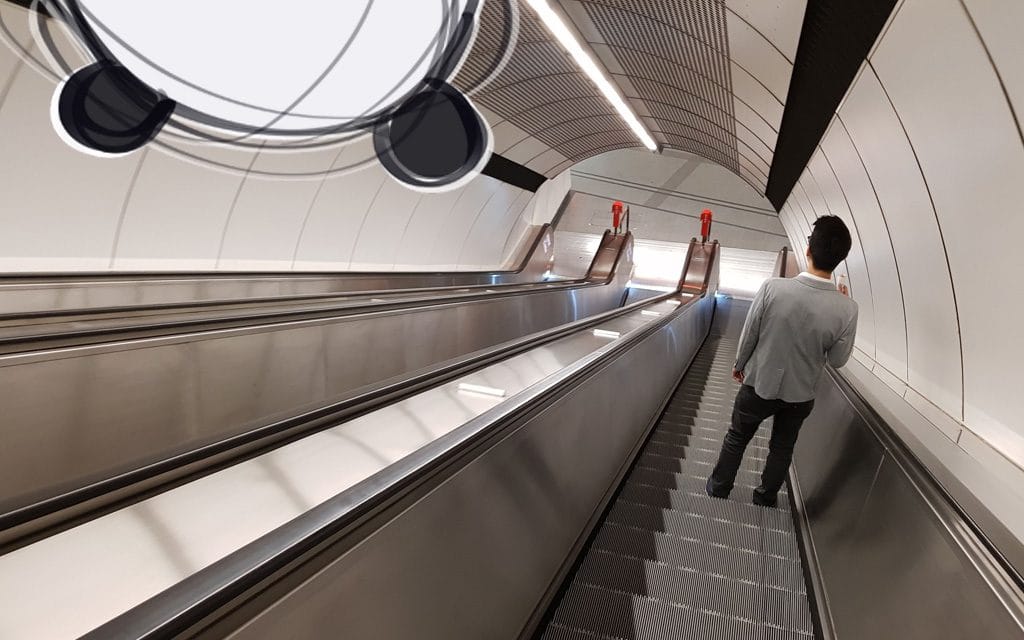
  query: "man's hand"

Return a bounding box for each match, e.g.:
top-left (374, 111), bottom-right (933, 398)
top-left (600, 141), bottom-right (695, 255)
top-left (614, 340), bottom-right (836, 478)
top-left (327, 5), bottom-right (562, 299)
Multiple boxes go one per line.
top-left (732, 368), bottom-right (745, 383)
top-left (838, 283), bottom-right (850, 297)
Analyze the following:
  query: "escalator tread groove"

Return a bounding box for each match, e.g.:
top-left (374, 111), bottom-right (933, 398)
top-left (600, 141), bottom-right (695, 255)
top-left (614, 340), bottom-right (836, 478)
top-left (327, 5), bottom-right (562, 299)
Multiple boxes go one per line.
top-left (539, 335), bottom-right (814, 639)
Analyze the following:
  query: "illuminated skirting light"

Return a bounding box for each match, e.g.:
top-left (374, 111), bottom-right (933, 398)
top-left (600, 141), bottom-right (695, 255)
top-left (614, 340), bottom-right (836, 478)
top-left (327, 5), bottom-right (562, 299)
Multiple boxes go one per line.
top-left (370, 298), bottom-right (386, 303)
top-left (593, 329), bottom-right (621, 339)
top-left (523, 0), bottom-right (658, 151)
top-left (666, 300), bottom-right (681, 306)
top-left (458, 383), bottom-right (507, 398)
top-left (641, 310), bottom-right (661, 317)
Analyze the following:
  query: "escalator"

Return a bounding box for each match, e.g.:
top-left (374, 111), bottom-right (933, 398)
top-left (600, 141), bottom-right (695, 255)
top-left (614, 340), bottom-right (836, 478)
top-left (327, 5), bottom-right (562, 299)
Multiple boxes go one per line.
top-left (1, 242), bottom-right (1020, 639)
top-left (0, 231), bottom-right (637, 550)
top-left (0, 240), bottom-right (718, 639)
top-left (539, 315), bottom-right (815, 640)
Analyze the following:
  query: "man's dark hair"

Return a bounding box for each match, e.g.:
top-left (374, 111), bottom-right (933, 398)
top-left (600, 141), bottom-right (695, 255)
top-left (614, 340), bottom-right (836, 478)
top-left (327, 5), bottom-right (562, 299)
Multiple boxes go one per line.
top-left (808, 215), bottom-right (852, 273)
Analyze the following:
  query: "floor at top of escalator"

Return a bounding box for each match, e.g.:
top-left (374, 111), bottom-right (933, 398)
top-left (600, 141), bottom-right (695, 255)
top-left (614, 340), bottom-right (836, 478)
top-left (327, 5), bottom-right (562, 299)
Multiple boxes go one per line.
top-left (538, 331), bottom-right (816, 640)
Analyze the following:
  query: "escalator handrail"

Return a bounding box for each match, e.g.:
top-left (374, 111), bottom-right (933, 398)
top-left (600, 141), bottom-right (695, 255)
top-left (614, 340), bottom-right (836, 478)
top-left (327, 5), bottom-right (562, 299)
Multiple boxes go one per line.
top-left (0, 223), bottom-right (556, 283)
top-left (0, 231), bottom-right (625, 354)
top-left (0, 224), bottom-right (559, 323)
top-left (82, 244), bottom-right (719, 640)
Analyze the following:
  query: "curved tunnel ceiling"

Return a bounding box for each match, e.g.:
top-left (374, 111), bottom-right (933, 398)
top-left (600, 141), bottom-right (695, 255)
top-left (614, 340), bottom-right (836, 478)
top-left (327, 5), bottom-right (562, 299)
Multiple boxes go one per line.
top-left (454, 0), bottom-right (808, 193)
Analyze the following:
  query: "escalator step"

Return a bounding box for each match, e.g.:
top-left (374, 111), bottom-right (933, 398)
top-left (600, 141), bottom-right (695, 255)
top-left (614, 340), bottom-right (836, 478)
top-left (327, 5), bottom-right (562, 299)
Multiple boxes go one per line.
top-left (569, 551), bottom-right (813, 632)
top-left (591, 522), bottom-right (805, 593)
top-left (604, 501), bottom-right (800, 559)
top-left (548, 583), bottom-right (813, 640)
top-left (539, 336), bottom-right (813, 640)
top-left (617, 484), bottom-right (793, 533)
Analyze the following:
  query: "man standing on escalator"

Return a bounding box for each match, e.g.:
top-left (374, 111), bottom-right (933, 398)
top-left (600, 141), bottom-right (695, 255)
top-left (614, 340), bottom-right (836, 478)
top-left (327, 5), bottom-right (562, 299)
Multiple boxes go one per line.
top-left (707, 215), bottom-right (858, 507)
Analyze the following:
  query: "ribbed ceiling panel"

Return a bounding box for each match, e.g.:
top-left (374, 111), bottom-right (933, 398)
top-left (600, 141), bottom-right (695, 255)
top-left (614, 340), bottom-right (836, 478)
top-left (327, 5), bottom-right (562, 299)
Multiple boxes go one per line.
top-left (576, 0), bottom-right (740, 173)
top-left (456, 0), bottom-right (803, 192)
top-left (455, 0), bottom-right (634, 174)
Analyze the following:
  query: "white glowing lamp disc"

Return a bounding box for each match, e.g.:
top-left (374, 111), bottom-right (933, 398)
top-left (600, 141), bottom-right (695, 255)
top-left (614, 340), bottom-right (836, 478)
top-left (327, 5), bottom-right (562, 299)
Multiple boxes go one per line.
top-left (74, 0), bottom-right (473, 132)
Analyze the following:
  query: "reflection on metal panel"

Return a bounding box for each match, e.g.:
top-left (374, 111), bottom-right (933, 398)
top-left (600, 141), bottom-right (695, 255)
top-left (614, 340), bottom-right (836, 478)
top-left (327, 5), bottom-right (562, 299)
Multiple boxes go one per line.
top-left (793, 372), bottom-right (1024, 640)
top-left (555, 230), bottom-right (689, 291)
top-left (222, 298), bottom-right (717, 640)
top-left (0, 297), bottom-right (691, 639)
top-left (0, 236), bottom-right (632, 536)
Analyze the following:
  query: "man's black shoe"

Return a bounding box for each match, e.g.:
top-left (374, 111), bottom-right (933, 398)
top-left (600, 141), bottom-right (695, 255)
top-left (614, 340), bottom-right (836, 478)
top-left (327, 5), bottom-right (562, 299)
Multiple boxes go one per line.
top-left (752, 490), bottom-right (777, 508)
top-left (706, 477), bottom-right (728, 499)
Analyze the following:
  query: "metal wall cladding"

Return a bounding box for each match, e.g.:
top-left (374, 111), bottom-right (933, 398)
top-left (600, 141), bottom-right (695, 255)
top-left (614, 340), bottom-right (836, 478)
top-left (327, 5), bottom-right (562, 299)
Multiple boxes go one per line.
top-left (222, 296), bottom-right (718, 640)
top-left (793, 373), bottom-right (1024, 640)
top-left (456, 0), bottom-right (741, 175)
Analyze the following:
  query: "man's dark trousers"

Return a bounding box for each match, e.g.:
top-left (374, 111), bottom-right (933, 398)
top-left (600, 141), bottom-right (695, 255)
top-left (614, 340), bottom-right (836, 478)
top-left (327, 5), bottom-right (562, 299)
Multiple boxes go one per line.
top-left (708, 384), bottom-right (815, 506)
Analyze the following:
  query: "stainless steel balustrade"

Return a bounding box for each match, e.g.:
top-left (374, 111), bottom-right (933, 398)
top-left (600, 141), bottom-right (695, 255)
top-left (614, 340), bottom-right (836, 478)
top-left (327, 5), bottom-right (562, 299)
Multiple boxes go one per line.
top-left (0, 277), bottom-right (577, 354)
top-left (0, 241), bottom-right (715, 639)
top-left (0, 225), bottom-right (556, 317)
top-left (0, 242), bottom-right (718, 640)
top-left (0, 233), bottom-right (636, 547)
top-left (792, 368), bottom-right (1024, 640)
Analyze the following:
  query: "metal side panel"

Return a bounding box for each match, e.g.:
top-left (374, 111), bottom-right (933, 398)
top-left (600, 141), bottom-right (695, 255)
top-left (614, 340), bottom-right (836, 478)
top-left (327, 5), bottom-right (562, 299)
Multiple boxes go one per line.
top-left (217, 297), bottom-right (716, 640)
top-left (0, 244), bottom-right (632, 539)
top-left (792, 374), bottom-right (1024, 640)
top-left (0, 225), bottom-right (556, 316)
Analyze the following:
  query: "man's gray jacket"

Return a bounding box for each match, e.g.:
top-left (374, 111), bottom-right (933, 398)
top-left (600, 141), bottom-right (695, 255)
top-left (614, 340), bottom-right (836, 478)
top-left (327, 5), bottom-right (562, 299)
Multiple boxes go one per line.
top-left (735, 273), bottom-right (859, 402)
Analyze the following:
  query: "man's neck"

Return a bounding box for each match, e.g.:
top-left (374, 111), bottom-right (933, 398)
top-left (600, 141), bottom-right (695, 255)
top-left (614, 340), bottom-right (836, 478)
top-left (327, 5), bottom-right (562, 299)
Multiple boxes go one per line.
top-left (807, 267), bottom-right (832, 280)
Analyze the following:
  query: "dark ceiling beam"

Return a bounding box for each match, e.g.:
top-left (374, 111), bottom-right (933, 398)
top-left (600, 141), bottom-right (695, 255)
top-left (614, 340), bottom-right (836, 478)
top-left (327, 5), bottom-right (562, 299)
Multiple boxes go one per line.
top-left (765, 0), bottom-right (899, 211)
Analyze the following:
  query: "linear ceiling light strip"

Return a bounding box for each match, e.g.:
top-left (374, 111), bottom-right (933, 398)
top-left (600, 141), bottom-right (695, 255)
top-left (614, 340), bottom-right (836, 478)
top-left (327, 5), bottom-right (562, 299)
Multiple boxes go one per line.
top-left (523, 0), bottom-right (659, 151)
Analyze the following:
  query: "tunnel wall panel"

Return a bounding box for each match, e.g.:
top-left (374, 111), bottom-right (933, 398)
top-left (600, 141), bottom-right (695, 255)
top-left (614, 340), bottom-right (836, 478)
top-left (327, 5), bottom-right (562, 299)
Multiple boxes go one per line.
top-left (0, 3), bottom-right (556, 274)
top-left (725, 0), bottom-right (806, 63)
top-left (0, 52), bottom-right (140, 271)
top-left (816, 123), bottom-right (908, 380)
top-left (870, 0), bottom-right (1024, 462)
top-left (804, 153), bottom-right (877, 360)
top-left (838, 67), bottom-right (963, 419)
top-left (777, 0), bottom-right (1024, 491)
top-left (113, 142), bottom-right (252, 271)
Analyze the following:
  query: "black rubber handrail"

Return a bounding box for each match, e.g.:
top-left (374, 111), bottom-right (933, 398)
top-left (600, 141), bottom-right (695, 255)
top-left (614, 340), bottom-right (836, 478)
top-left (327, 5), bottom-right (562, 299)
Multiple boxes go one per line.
top-left (0, 223), bottom-right (555, 282)
top-left (0, 224), bottom-right (559, 323)
top-left (82, 243), bottom-right (718, 640)
top-left (0, 276), bottom-right (583, 324)
top-left (0, 231), bottom-right (624, 355)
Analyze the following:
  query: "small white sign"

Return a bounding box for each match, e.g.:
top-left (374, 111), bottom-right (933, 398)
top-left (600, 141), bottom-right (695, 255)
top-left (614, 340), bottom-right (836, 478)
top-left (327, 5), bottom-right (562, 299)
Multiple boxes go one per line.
top-left (457, 383), bottom-right (507, 398)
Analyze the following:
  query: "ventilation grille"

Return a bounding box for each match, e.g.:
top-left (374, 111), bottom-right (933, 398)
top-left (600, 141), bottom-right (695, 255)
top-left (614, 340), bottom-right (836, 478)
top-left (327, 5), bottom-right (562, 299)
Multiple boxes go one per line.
top-left (578, 0), bottom-right (740, 172)
top-left (455, 0), bottom-right (639, 175)
top-left (455, 0), bottom-right (741, 178)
